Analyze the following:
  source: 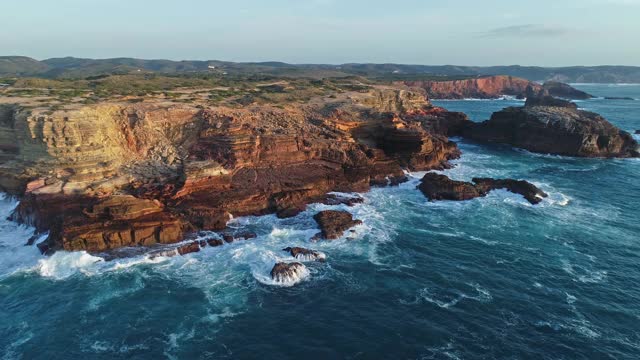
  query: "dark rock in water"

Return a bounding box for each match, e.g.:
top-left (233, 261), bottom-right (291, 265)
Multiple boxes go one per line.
top-left (236, 231), bottom-right (257, 240)
top-left (463, 90), bottom-right (639, 158)
top-left (417, 173), bottom-right (482, 201)
top-left (605, 97), bottom-right (635, 101)
top-left (221, 231), bottom-right (257, 243)
top-left (525, 95), bottom-right (577, 109)
top-left (542, 81), bottom-right (593, 100)
top-left (313, 210), bottom-right (363, 240)
top-left (25, 234), bottom-right (40, 246)
top-left (524, 87), bottom-right (577, 109)
top-left (270, 262), bottom-right (307, 284)
top-left (472, 178), bottom-right (548, 204)
top-left (322, 193), bottom-right (365, 207)
top-left (222, 234), bottom-right (235, 243)
top-left (418, 173), bottom-right (547, 205)
top-left (276, 207), bottom-right (305, 219)
top-left (207, 238), bottom-right (224, 247)
top-left (635, 130), bottom-right (640, 134)
top-left (283, 247), bottom-right (327, 262)
top-left (177, 242), bottom-right (201, 256)
top-left (37, 241), bottom-right (54, 256)
top-left (148, 248), bottom-right (179, 259)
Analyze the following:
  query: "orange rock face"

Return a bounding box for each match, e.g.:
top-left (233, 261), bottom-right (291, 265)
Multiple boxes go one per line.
top-left (404, 75), bottom-right (541, 99)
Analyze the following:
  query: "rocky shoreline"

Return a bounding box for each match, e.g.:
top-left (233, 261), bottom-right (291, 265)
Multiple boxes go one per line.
top-left (1, 83), bottom-right (637, 273)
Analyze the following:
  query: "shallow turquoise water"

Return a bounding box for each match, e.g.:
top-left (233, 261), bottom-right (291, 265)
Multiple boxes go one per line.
top-left (0, 85), bottom-right (639, 359)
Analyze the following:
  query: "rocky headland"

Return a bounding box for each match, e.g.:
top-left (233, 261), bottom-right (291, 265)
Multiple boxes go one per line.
top-left (402, 76), bottom-right (592, 100)
top-left (0, 86), bottom-right (465, 253)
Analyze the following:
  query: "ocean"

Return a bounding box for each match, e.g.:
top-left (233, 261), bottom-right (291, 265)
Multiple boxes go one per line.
top-left (1, 84), bottom-right (639, 359)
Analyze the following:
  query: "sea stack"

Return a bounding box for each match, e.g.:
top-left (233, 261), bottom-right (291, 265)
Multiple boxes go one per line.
top-left (463, 88), bottom-right (639, 158)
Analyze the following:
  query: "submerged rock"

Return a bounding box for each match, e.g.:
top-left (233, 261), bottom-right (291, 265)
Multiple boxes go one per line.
top-left (313, 210), bottom-right (363, 240)
top-left (418, 173), bottom-right (548, 205)
top-left (206, 238), bottom-right (224, 247)
top-left (270, 262), bottom-right (308, 285)
top-left (177, 242), bottom-right (201, 256)
top-left (283, 247), bottom-right (327, 262)
top-left (322, 193), bottom-right (365, 207)
top-left (464, 91), bottom-right (639, 158)
top-left (606, 97), bottom-right (635, 101)
top-left (221, 231), bottom-right (257, 243)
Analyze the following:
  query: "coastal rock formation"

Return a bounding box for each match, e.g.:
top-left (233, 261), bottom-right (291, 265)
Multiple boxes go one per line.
top-left (283, 247), bottom-right (327, 262)
top-left (463, 92), bottom-right (639, 158)
top-left (417, 173), bottom-right (481, 201)
top-left (403, 76), bottom-right (592, 101)
top-left (542, 81), bottom-right (593, 100)
top-left (312, 210), bottom-right (362, 240)
top-left (404, 75), bottom-right (539, 99)
top-left (472, 178), bottom-right (548, 204)
top-left (418, 173), bottom-right (548, 205)
top-left (322, 193), bottom-right (364, 207)
top-left (270, 262), bottom-right (308, 284)
top-left (0, 86), bottom-right (465, 252)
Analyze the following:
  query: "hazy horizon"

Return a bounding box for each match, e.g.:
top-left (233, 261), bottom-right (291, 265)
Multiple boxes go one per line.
top-left (5, 54), bottom-right (640, 68)
top-left (4, 0), bottom-right (640, 67)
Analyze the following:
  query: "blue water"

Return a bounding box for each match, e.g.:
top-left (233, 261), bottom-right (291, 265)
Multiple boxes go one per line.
top-left (1, 85), bottom-right (639, 359)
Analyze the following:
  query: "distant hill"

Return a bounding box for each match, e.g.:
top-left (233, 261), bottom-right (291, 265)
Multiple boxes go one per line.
top-left (0, 56), bottom-right (51, 76)
top-left (1, 56), bottom-right (639, 83)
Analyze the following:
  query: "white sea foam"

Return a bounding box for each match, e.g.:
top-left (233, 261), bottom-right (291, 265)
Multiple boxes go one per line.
top-left (400, 283), bottom-right (492, 309)
top-left (36, 251), bottom-right (105, 279)
top-left (0, 194), bottom-right (45, 279)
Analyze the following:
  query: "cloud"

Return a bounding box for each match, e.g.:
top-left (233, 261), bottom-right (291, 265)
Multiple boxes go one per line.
top-left (480, 24), bottom-right (571, 38)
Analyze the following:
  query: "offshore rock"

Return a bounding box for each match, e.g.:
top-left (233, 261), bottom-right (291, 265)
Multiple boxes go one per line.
top-left (464, 92), bottom-right (639, 158)
top-left (418, 173), bottom-right (547, 205)
top-left (542, 81), bottom-right (593, 100)
top-left (270, 262), bottom-right (308, 285)
top-left (417, 173), bottom-right (482, 201)
top-left (312, 210), bottom-right (362, 240)
top-left (472, 178), bottom-right (548, 205)
top-left (283, 247), bottom-right (327, 262)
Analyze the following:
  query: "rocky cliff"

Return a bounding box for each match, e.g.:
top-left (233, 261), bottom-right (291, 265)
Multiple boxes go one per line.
top-left (404, 76), bottom-right (540, 99)
top-left (403, 76), bottom-right (593, 100)
top-left (1, 87), bottom-right (465, 252)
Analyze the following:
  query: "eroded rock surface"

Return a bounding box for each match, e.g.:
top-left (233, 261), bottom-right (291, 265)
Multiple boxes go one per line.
top-left (283, 247), bottom-right (327, 262)
top-left (418, 173), bottom-right (548, 205)
top-left (463, 91), bottom-right (639, 158)
top-left (313, 210), bottom-right (362, 240)
top-left (0, 86), bottom-right (465, 252)
top-left (270, 262), bottom-right (308, 285)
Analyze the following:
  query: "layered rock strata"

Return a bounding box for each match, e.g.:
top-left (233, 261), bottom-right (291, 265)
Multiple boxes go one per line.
top-left (1, 86), bottom-right (464, 252)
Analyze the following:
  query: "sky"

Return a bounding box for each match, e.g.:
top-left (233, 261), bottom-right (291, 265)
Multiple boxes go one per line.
top-left (2, 0), bottom-right (640, 66)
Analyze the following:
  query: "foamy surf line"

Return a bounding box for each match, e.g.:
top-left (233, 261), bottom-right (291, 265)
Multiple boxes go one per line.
top-left (0, 190), bottom-right (386, 287)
